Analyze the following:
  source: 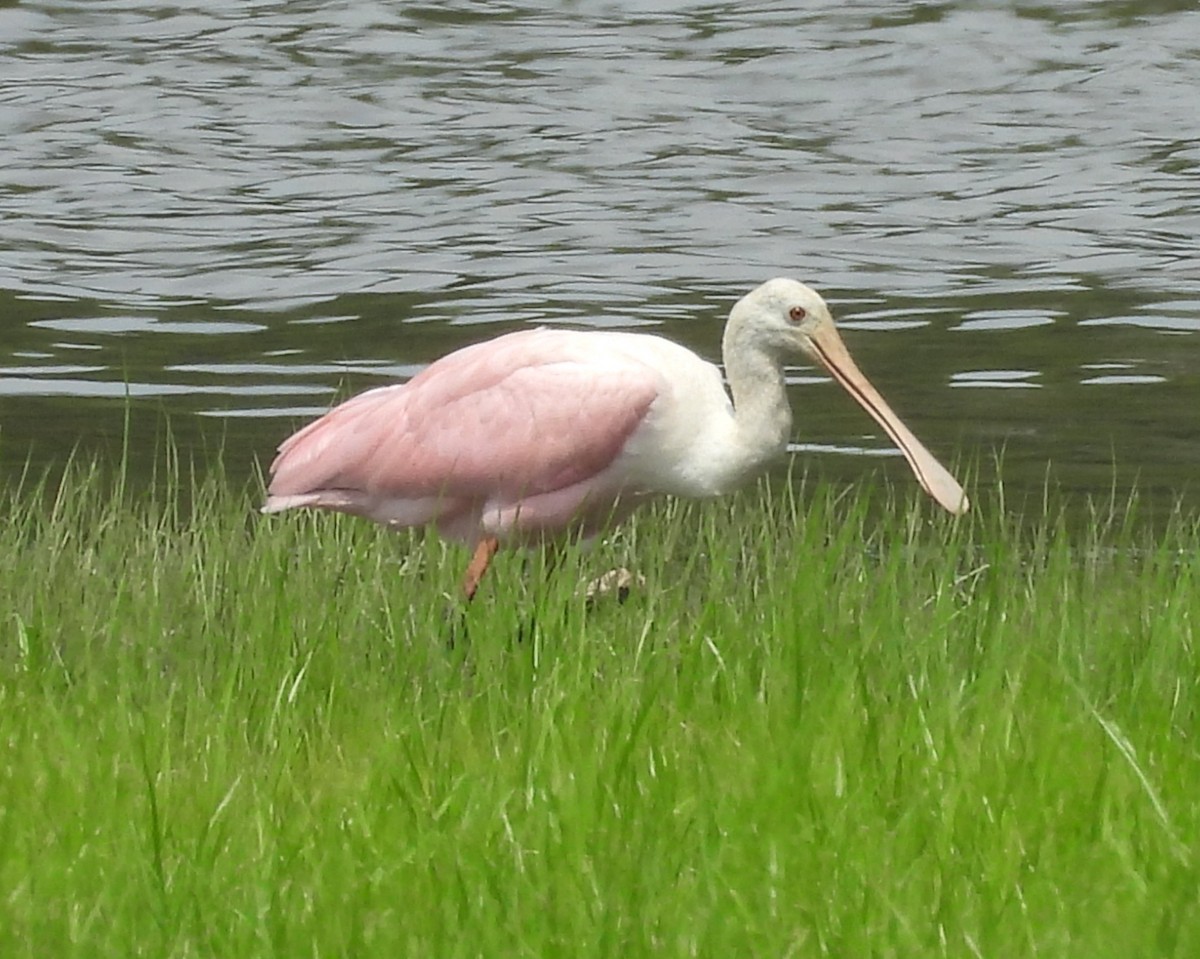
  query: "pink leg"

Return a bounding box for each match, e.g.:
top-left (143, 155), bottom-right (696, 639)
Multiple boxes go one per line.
top-left (462, 537), bottom-right (500, 601)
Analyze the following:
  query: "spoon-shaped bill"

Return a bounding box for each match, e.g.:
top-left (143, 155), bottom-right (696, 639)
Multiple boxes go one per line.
top-left (805, 323), bottom-right (969, 515)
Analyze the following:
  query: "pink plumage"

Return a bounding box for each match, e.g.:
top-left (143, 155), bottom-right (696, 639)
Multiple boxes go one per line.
top-left (265, 328), bottom-right (665, 544)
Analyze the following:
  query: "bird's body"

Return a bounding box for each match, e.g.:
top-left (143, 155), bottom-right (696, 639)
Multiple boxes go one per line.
top-left (265, 279), bottom-right (968, 598)
top-left (265, 328), bottom-right (747, 544)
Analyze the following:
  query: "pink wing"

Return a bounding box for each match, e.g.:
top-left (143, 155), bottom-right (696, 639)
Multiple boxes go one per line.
top-left (264, 329), bottom-right (662, 537)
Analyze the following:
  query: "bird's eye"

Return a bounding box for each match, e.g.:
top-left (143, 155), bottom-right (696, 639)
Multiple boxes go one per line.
top-left (788, 306), bottom-right (806, 323)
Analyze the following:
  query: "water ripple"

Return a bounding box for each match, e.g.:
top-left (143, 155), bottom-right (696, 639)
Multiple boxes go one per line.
top-left (1, 0), bottom-right (1197, 501)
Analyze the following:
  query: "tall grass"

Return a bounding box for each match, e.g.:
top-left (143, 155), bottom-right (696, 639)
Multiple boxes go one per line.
top-left (1, 462), bottom-right (1198, 957)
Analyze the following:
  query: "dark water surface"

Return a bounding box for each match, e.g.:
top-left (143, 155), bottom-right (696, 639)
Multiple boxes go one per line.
top-left (2, 1), bottom-right (1198, 510)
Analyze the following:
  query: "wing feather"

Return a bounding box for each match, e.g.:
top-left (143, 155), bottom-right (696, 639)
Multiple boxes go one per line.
top-left (266, 330), bottom-right (663, 512)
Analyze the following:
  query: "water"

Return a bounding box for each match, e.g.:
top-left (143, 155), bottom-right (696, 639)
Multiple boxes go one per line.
top-left (2, 0), bottom-right (1198, 509)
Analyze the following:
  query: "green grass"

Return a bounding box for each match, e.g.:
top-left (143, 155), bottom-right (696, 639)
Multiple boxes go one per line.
top-left (2, 462), bottom-right (1198, 957)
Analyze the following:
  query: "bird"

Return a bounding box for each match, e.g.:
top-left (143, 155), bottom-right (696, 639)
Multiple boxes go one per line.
top-left (263, 278), bottom-right (968, 600)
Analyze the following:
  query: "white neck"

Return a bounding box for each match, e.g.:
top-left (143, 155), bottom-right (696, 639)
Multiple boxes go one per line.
top-left (711, 320), bottom-right (793, 490)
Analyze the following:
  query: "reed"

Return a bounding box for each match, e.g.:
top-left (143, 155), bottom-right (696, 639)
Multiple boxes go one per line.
top-left (1, 461), bottom-right (1197, 957)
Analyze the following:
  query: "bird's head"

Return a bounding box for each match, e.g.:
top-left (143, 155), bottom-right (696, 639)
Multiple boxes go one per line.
top-left (730, 277), bottom-right (969, 515)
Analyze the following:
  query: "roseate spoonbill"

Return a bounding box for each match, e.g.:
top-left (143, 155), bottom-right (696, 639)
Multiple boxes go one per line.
top-left (263, 278), bottom-right (967, 599)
